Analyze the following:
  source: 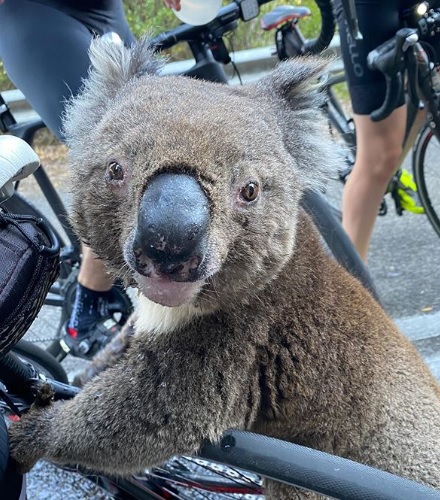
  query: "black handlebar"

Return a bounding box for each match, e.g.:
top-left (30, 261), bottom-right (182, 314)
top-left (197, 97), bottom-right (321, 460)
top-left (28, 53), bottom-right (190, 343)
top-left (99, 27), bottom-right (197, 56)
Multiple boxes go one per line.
top-left (303, 0), bottom-right (335, 54)
top-left (0, 351), bottom-right (79, 416)
top-left (366, 28), bottom-right (412, 121)
top-left (0, 352), bottom-right (36, 397)
top-left (150, 0), bottom-right (335, 58)
top-left (201, 430), bottom-right (440, 499)
top-left (367, 8), bottom-right (440, 122)
top-left (150, 1), bottom-right (241, 51)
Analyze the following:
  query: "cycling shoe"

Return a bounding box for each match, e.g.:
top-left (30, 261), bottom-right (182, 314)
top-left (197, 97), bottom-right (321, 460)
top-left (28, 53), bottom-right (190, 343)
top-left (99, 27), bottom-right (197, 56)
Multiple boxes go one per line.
top-left (61, 317), bottom-right (120, 360)
top-left (389, 168), bottom-right (425, 215)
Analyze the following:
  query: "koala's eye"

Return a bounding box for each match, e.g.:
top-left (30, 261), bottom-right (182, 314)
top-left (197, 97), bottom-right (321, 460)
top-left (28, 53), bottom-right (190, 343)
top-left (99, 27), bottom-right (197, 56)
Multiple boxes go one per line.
top-left (240, 182), bottom-right (260, 202)
top-left (107, 161), bottom-right (124, 182)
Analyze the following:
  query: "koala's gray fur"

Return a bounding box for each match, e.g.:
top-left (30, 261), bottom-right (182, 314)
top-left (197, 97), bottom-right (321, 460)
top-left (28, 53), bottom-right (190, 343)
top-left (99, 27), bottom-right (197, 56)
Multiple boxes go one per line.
top-left (9, 37), bottom-right (440, 498)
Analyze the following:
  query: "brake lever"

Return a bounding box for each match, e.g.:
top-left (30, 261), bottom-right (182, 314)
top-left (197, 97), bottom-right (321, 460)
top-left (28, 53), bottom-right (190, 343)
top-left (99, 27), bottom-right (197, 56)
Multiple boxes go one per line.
top-left (367, 28), bottom-right (417, 121)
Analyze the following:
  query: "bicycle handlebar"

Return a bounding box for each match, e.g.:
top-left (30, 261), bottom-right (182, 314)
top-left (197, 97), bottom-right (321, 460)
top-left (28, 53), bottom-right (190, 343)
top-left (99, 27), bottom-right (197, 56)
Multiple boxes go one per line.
top-left (367, 8), bottom-right (440, 121)
top-left (0, 353), bottom-right (36, 396)
top-left (366, 28), bottom-right (412, 121)
top-left (303, 0), bottom-right (335, 54)
top-left (150, 0), bottom-right (278, 52)
top-left (201, 430), bottom-right (440, 499)
top-left (150, 0), bottom-right (335, 58)
top-left (0, 351), bottom-right (79, 415)
top-left (150, 1), bottom-right (241, 51)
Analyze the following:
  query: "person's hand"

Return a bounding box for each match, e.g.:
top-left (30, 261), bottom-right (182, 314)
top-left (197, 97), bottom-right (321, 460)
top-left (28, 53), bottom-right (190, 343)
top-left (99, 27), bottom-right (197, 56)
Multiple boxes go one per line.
top-left (163, 0), bottom-right (181, 11)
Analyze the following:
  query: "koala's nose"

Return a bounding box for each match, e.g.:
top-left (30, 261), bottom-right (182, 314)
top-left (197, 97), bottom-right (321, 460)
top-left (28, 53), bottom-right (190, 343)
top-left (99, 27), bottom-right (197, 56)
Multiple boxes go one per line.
top-left (133, 173), bottom-right (210, 278)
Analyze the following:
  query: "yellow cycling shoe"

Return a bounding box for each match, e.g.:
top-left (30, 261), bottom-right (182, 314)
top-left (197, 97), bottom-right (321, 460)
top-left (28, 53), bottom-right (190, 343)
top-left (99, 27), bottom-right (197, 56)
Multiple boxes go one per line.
top-left (394, 169), bottom-right (425, 215)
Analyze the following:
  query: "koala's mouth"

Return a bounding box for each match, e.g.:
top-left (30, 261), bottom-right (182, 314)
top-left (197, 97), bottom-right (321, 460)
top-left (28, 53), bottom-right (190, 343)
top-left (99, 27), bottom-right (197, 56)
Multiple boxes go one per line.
top-left (134, 272), bottom-right (204, 308)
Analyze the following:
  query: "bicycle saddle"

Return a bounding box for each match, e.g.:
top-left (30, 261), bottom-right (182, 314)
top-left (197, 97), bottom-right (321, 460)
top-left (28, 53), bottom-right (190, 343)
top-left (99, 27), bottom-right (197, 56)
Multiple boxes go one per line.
top-left (0, 135), bottom-right (40, 202)
top-left (261, 6), bottom-right (311, 31)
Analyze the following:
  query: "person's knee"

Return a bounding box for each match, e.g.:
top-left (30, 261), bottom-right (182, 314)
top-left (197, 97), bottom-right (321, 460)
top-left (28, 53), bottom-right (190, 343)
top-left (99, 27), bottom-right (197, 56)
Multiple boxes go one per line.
top-left (371, 143), bottom-right (402, 180)
top-left (355, 135), bottom-right (403, 184)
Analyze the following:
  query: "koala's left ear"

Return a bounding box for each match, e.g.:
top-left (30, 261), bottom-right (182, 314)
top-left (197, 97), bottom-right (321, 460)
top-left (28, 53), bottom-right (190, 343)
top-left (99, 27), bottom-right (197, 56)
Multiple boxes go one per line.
top-left (251, 57), bottom-right (341, 190)
top-left (63, 36), bottom-right (162, 149)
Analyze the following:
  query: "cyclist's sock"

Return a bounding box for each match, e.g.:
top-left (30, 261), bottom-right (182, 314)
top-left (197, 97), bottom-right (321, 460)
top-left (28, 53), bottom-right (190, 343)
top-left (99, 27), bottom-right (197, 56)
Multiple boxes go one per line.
top-left (67, 283), bottom-right (111, 339)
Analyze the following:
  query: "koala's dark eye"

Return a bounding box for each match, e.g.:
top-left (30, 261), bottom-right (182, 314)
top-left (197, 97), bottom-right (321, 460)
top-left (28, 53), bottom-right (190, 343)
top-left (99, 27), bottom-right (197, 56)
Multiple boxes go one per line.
top-left (240, 182), bottom-right (259, 202)
top-left (107, 161), bottom-right (124, 182)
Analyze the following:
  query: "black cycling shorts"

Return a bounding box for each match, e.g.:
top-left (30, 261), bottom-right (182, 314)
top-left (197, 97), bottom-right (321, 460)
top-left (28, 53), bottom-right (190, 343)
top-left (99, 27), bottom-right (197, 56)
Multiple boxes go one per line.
top-left (333, 0), bottom-right (418, 115)
top-left (0, 0), bottom-right (135, 140)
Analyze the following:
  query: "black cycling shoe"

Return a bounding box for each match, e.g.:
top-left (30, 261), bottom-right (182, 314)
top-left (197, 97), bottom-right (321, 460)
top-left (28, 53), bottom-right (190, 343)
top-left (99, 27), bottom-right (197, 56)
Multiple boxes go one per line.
top-left (61, 317), bottom-right (120, 360)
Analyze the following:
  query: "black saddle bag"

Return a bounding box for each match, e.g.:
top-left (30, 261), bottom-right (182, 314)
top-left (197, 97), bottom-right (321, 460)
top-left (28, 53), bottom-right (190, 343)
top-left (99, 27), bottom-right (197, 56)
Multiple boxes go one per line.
top-left (0, 210), bottom-right (59, 355)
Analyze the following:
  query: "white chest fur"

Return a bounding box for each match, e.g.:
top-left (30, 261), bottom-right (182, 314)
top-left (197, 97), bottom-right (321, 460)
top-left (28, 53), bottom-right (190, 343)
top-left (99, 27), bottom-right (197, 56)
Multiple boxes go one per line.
top-left (135, 294), bottom-right (209, 335)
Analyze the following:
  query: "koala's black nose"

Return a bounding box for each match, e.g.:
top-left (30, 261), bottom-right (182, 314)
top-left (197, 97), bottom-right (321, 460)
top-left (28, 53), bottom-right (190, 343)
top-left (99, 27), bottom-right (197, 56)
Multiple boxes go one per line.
top-left (133, 173), bottom-right (210, 278)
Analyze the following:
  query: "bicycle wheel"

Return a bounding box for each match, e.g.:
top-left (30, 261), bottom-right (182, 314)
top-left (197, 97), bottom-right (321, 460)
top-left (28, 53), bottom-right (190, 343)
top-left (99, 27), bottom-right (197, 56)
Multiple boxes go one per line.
top-left (11, 339), bottom-right (68, 383)
top-left (413, 124), bottom-right (440, 238)
top-left (301, 190), bottom-right (380, 303)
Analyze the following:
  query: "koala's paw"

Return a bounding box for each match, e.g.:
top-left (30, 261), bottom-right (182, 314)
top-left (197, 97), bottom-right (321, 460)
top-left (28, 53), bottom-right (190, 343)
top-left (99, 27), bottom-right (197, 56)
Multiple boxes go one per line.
top-left (8, 384), bottom-right (55, 473)
top-left (73, 318), bottom-right (136, 387)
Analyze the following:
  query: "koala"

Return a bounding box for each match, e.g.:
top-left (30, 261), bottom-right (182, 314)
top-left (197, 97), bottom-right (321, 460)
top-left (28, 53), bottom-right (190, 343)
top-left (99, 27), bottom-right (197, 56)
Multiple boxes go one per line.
top-left (9, 37), bottom-right (440, 498)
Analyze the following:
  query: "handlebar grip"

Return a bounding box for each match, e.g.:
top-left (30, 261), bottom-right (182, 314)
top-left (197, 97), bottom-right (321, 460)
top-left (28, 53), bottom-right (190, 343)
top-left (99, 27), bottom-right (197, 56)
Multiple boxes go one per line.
top-left (303, 0), bottom-right (335, 54)
top-left (370, 74), bottom-right (402, 122)
top-left (201, 430), bottom-right (440, 499)
top-left (0, 353), bottom-right (35, 395)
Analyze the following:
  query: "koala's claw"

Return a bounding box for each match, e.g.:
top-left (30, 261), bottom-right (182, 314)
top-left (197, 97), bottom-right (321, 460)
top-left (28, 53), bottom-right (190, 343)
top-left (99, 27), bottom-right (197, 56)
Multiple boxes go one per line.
top-left (33, 381), bottom-right (55, 407)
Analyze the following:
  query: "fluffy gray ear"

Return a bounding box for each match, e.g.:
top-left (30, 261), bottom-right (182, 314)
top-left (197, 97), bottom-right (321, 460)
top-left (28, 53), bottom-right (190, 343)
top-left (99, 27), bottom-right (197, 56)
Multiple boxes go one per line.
top-left (63, 35), bottom-right (162, 147)
top-left (252, 57), bottom-right (343, 191)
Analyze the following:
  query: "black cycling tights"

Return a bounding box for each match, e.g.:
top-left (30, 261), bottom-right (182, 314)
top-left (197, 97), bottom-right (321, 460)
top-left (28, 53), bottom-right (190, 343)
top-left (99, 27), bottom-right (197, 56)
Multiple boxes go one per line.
top-left (0, 0), bottom-right (135, 140)
top-left (332, 0), bottom-right (415, 115)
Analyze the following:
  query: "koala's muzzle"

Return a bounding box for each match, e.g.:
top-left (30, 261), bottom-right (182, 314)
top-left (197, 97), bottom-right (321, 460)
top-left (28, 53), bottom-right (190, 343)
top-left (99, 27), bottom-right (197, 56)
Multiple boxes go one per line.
top-left (132, 173), bottom-right (210, 282)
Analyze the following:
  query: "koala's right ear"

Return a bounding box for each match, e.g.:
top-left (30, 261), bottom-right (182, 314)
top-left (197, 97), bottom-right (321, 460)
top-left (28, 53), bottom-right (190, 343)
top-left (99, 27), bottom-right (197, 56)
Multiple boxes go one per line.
top-left (63, 35), bottom-right (162, 146)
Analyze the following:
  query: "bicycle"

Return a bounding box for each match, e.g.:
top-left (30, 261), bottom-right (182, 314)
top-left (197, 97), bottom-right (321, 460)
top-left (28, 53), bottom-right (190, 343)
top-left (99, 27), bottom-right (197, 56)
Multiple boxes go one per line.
top-left (1, 138), bottom-right (439, 500)
top-left (261, 1), bottom-right (440, 235)
top-left (0, 0), bottom-right (378, 365)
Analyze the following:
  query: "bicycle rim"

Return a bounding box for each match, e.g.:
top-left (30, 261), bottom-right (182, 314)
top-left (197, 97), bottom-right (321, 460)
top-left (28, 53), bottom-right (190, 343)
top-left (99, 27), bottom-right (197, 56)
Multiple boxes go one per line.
top-left (67, 457), bottom-right (264, 499)
top-left (413, 125), bottom-right (440, 238)
top-left (147, 456), bottom-right (263, 498)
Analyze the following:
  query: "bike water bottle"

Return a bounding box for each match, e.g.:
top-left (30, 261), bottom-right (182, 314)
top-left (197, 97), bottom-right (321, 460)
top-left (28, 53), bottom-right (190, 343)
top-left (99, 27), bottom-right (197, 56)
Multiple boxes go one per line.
top-left (172, 0), bottom-right (222, 25)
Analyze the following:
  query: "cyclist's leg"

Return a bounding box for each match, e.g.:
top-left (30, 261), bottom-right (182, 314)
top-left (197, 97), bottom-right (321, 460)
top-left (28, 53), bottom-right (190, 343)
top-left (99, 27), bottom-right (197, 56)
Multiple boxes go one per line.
top-left (342, 108), bottom-right (406, 261)
top-left (333, 0), bottom-right (411, 262)
top-left (0, 0), bottom-right (135, 353)
top-left (0, 0), bottom-right (134, 139)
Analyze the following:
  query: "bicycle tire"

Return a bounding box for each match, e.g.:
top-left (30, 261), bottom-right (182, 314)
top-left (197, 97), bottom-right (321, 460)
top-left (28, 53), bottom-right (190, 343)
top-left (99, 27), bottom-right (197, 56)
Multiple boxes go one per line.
top-left (0, 417), bottom-right (8, 487)
top-left (301, 189), bottom-right (380, 303)
top-left (413, 123), bottom-right (440, 238)
top-left (11, 339), bottom-right (68, 384)
top-left (0, 417), bottom-right (23, 498)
